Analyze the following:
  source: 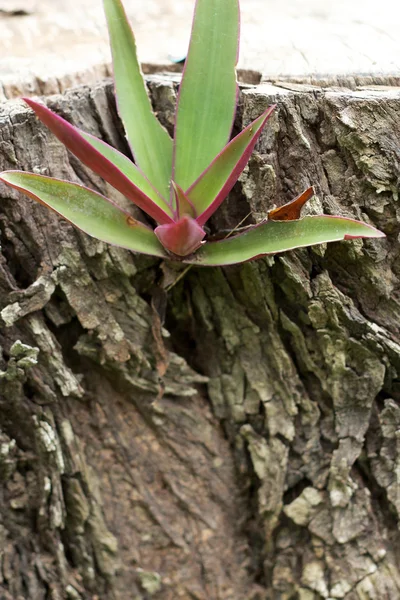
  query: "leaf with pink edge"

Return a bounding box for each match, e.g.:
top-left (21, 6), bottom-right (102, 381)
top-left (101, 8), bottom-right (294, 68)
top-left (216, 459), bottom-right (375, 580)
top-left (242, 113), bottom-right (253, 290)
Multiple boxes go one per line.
top-left (24, 98), bottom-right (173, 225)
top-left (80, 130), bottom-right (171, 212)
top-left (188, 106), bottom-right (275, 225)
top-left (0, 171), bottom-right (167, 258)
top-left (185, 216), bottom-right (385, 266)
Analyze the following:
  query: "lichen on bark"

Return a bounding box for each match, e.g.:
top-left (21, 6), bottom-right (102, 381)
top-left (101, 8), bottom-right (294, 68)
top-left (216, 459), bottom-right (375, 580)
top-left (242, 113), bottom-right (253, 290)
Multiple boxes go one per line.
top-left (0, 77), bottom-right (400, 599)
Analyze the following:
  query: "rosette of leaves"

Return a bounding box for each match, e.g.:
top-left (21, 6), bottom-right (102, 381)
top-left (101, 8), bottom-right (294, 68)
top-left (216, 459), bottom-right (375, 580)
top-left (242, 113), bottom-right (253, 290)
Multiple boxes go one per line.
top-left (0, 0), bottom-right (384, 265)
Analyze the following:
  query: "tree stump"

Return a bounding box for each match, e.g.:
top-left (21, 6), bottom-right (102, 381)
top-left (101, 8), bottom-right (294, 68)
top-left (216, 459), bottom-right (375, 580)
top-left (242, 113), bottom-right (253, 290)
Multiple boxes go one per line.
top-left (1, 3), bottom-right (400, 599)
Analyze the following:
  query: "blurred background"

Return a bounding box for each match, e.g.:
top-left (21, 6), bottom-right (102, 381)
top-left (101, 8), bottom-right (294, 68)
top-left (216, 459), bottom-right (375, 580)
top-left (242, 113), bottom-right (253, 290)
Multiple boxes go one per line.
top-left (0, 0), bottom-right (399, 95)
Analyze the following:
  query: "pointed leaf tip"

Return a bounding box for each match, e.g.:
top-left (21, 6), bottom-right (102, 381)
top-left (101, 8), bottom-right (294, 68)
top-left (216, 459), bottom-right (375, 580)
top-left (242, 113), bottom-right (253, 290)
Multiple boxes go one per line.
top-left (183, 215), bottom-right (385, 266)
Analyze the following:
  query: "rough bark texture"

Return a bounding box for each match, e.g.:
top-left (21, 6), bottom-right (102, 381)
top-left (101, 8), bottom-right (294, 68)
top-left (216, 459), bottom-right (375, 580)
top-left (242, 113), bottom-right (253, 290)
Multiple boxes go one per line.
top-left (0, 77), bottom-right (400, 599)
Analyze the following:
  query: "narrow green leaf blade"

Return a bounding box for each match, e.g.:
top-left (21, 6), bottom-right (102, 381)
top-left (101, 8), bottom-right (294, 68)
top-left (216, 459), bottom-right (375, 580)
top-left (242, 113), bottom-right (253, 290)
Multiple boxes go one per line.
top-left (81, 131), bottom-right (172, 214)
top-left (188, 107), bottom-right (275, 224)
top-left (0, 171), bottom-right (167, 258)
top-left (185, 216), bottom-right (385, 266)
top-left (173, 0), bottom-right (240, 190)
top-left (103, 0), bottom-right (173, 199)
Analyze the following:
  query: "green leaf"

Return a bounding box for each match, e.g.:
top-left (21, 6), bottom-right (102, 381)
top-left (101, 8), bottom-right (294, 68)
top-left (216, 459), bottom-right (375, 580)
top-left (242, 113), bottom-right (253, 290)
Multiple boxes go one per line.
top-left (81, 131), bottom-right (173, 215)
top-left (185, 216), bottom-right (385, 266)
top-left (0, 171), bottom-right (167, 258)
top-left (173, 0), bottom-right (239, 190)
top-left (188, 107), bottom-right (275, 224)
top-left (103, 0), bottom-right (173, 199)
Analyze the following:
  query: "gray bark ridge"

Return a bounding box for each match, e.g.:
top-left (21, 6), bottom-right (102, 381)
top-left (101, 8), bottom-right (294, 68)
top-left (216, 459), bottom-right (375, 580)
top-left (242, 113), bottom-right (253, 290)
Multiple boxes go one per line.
top-left (0, 77), bottom-right (399, 599)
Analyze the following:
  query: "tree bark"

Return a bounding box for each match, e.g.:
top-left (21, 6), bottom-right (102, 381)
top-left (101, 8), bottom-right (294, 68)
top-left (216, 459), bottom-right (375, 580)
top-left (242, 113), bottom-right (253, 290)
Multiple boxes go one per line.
top-left (1, 77), bottom-right (399, 599)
